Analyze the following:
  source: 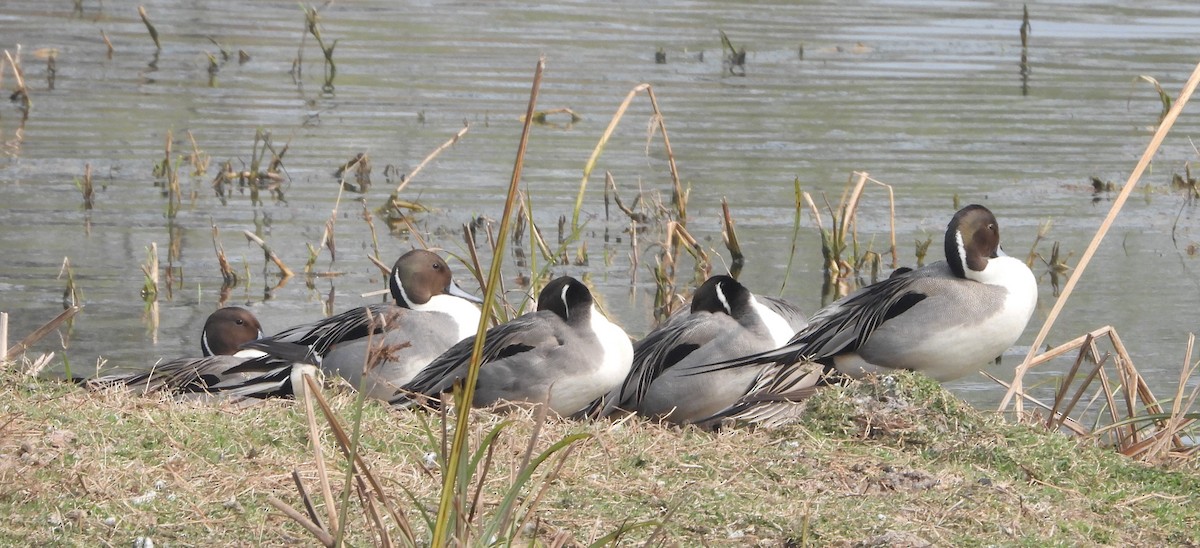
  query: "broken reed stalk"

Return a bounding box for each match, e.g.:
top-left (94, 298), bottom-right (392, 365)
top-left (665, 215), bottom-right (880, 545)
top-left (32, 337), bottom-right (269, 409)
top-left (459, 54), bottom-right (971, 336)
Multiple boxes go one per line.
top-left (137, 6), bottom-right (161, 50)
top-left (432, 56), bottom-right (544, 547)
top-left (392, 123), bottom-right (470, 197)
top-left (574, 83), bottom-right (684, 230)
top-left (1001, 60), bottom-right (1200, 413)
top-left (0, 312), bottom-right (7, 363)
top-left (79, 163), bottom-right (94, 210)
top-left (242, 230), bottom-right (294, 279)
top-left (100, 29), bottom-right (114, 58)
top-left (141, 242), bottom-right (159, 301)
top-left (4, 48), bottom-right (30, 112)
top-left (211, 223), bottom-right (237, 285)
top-left (720, 198), bottom-right (744, 275)
top-left (267, 496), bottom-right (335, 547)
top-left (5, 306), bottom-right (83, 360)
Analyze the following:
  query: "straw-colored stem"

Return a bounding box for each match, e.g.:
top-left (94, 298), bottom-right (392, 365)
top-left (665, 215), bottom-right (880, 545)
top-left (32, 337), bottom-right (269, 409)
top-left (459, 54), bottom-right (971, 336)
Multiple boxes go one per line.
top-left (574, 83), bottom-right (650, 230)
top-left (432, 56), bottom-right (544, 547)
top-left (393, 123), bottom-right (469, 197)
top-left (6, 306), bottom-right (83, 360)
top-left (268, 496), bottom-right (334, 547)
top-left (242, 230), bottom-right (294, 278)
top-left (1001, 61), bottom-right (1200, 413)
top-left (301, 373), bottom-right (339, 535)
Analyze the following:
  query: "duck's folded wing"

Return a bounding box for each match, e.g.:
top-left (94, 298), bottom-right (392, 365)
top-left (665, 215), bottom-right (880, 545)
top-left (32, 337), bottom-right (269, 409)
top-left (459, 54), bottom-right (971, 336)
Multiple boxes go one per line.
top-left (681, 274), bottom-right (929, 376)
top-left (693, 360), bottom-right (830, 429)
top-left (391, 312), bottom-right (559, 408)
top-left (586, 315), bottom-right (722, 417)
top-left (244, 303), bottom-right (401, 362)
top-left (83, 353), bottom-right (298, 399)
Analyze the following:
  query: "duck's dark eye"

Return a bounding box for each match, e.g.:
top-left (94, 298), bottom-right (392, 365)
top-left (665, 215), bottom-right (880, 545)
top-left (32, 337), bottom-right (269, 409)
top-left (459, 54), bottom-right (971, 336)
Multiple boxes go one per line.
top-left (235, 319), bottom-right (245, 325)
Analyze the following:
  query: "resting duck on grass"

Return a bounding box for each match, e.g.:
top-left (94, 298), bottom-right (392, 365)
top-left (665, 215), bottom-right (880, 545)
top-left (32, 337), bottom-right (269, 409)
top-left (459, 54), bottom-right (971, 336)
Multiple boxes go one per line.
top-left (589, 274), bottom-right (804, 424)
top-left (686, 204), bottom-right (1038, 427)
top-left (392, 276), bottom-right (633, 417)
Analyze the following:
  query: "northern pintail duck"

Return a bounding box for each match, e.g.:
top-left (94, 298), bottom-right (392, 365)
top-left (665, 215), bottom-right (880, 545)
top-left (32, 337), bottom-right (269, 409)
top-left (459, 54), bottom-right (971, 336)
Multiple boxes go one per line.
top-left (392, 276), bottom-right (634, 416)
top-left (84, 307), bottom-right (309, 398)
top-left (245, 249), bottom-right (483, 400)
top-left (688, 204), bottom-right (1038, 426)
top-left (591, 275), bottom-right (805, 424)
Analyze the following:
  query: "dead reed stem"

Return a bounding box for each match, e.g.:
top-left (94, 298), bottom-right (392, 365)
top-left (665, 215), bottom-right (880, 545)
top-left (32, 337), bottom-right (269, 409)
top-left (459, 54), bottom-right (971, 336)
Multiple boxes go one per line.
top-left (720, 198), bottom-right (743, 273)
top-left (100, 29), bottom-right (114, 58)
top-left (137, 6), bottom-right (161, 50)
top-left (392, 123), bottom-right (470, 197)
top-left (211, 223), bottom-right (237, 285)
top-left (242, 230), bottom-right (294, 279)
top-left (268, 496), bottom-right (335, 547)
top-left (6, 306), bottom-right (83, 360)
top-left (4, 48), bottom-right (30, 112)
top-left (1001, 61), bottom-right (1200, 413)
top-left (301, 373), bottom-right (340, 535)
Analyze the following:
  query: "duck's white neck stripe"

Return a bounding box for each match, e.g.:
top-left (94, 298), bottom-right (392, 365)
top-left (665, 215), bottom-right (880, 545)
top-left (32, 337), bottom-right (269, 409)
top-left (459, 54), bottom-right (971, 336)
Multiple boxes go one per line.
top-left (395, 271), bottom-right (414, 308)
top-left (715, 284), bottom-right (732, 316)
top-left (955, 229), bottom-right (968, 275)
top-left (561, 284), bottom-right (571, 320)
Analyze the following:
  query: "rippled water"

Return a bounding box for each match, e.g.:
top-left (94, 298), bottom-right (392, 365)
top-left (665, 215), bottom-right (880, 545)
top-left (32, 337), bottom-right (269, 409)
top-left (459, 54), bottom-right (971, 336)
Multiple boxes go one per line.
top-left (3, 0), bottom-right (1200, 410)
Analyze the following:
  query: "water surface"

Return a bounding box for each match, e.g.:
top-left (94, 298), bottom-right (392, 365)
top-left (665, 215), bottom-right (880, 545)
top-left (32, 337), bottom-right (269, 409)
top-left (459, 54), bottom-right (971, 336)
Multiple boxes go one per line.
top-left (3, 0), bottom-right (1200, 411)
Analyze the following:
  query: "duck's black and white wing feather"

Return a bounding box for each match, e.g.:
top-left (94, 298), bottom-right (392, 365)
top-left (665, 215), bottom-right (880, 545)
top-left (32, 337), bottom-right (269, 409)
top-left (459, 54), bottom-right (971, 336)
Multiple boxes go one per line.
top-left (686, 266), bottom-right (936, 377)
top-left (242, 303), bottom-right (402, 363)
top-left (84, 352), bottom-right (300, 399)
top-left (391, 310), bottom-right (562, 408)
top-left (587, 312), bottom-right (723, 417)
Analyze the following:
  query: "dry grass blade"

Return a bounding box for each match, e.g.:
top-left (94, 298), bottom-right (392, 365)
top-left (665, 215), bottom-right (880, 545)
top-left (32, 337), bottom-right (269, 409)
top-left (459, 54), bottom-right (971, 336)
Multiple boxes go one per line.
top-left (302, 374), bottom-right (417, 543)
top-left (574, 83), bottom-right (684, 231)
top-left (301, 373), bottom-right (339, 535)
top-left (1003, 61), bottom-right (1200, 413)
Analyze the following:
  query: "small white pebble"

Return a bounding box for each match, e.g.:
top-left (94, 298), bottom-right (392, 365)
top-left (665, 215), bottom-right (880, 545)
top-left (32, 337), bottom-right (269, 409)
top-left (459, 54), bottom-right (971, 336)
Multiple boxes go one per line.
top-left (728, 530), bottom-right (744, 539)
top-left (103, 517), bottom-right (117, 527)
top-left (133, 537), bottom-right (155, 548)
top-left (130, 491), bottom-right (157, 506)
top-left (153, 480), bottom-right (167, 491)
top-left (47, 513), bottom-right (63, 527)
top-left (422, 452), bottom-right (438, 468)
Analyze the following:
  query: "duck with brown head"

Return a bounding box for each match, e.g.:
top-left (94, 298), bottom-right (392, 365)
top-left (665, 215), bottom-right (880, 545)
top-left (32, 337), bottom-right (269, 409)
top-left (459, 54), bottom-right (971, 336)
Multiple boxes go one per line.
top-left (685, 205), bottom-right (1038, 427)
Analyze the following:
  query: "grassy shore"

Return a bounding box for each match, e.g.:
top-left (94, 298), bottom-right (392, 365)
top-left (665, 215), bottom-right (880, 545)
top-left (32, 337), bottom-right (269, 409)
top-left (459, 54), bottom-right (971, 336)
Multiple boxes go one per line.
top-left (2, 364), bottom-right (1197, 546)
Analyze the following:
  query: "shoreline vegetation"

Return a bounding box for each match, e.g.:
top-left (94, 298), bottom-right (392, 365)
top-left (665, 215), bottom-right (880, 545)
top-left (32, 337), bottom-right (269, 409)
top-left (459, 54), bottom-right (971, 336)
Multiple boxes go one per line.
top-left (5, 8), bottom-right (1200, 544)
top-left (2, 366), bottom-right (1198, 545)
